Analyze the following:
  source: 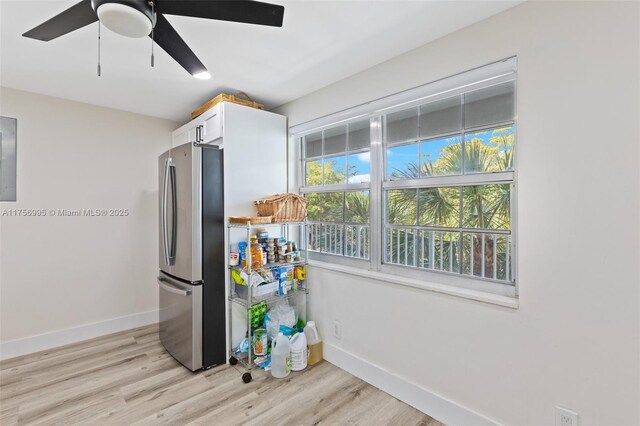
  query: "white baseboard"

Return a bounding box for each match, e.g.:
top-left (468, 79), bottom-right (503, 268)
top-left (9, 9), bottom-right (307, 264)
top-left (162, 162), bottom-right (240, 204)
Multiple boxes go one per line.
top-left (0, 309), bottom-right (159, 361)
top-left (324, 342), bottom-right (498, 426)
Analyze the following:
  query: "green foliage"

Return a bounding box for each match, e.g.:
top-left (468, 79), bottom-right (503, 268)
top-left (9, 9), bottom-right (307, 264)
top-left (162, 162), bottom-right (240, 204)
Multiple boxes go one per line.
top-left (388, 126), bottom-right (514, 229)
top-left (345, 192), bottom-right (369, 224)
top-left (419, 187), bottom-right (459, 227)
top-left (305, 157), bottom-right (368, 223)
top-left (387, 189), bottom-right (417, 225)
top-left (305, 159), bottom-right (345, 222)
top-left (303, 126), bottom-right (514, 279)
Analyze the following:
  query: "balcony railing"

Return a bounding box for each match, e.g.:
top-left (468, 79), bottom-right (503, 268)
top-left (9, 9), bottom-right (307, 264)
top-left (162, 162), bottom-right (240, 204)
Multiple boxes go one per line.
top-left (385, 226), bottom-right (512, 282)
top-left (306, 223), bottom-right (512, 283)
top-left (308, 222), bottom-right (369, 260)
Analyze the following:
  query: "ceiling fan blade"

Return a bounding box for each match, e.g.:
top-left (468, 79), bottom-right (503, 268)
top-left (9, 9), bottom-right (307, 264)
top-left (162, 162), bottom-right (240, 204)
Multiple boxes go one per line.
top-left (22, 1), bottom-right (97, 41)
top-left (152, 14), bottom-right (208, 77)
top-left (157, 1), bottom-right (284, 27)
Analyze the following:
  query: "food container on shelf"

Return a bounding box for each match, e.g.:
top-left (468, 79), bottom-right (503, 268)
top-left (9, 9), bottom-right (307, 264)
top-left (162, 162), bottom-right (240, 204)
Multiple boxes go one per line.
top-left (253, 329), bottom-right (268, 356)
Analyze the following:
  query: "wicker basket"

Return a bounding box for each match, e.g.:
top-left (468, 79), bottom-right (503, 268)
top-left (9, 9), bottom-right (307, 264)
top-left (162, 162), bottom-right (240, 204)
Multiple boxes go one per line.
top-left (254, 193), bottom-right (308, 223)
top-left (191, 92), bottom-right (264, 119)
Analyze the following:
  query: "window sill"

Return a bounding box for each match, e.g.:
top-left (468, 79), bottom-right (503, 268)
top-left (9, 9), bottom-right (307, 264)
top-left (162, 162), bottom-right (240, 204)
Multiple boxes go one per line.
top-left (308, 260), bottom-right (519, 309)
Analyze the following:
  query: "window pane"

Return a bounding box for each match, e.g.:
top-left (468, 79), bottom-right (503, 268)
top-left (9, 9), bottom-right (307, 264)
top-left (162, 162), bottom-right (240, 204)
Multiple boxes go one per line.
top-left (348, 120), bottom-right (370, 151)
top-left (419, 95), bottom-right (462, 138)
top-left (462, 232), bottom-right (511, 281)
top-left (386, 107), bottom-right (418, 143)
top-left (306, 192), bottom-right (344, 222)
top-left (347, 152), bottom-right (370, 183)
top-left (345, 191), bottom-right (369, 223)
top-left (464, 81), bottom-right (515, 128)
top-left (386, 143), bottom-right (419, 180)
top-left (464, 126), bottom-right (514, 174)
top-left (305, 131), bottom-right (322, 158)
top-left (323, 155), bottom-right (346, 185)
top-left (386, 189), bottom-right (417, 225)
top-left (323, 125), bottom-right (347, 155)
top-left (418, 187), bottom-right (460, 227)
top-left (462, 184), bottom-right (511, 230)
top-left (305, 160), bottom-right (322, 186)
top-left (417, 230), bottom-right (460, 273)
top-left (420, 135), bottom-right (462, 177)
top-left (305, 193), bottom-right (321, 222)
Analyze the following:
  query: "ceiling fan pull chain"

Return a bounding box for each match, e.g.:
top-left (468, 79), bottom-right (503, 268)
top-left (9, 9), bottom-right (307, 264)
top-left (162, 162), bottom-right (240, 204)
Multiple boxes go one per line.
top-left (97, 22), bottom-right (101, 77)
top-left (150, 1), bottom-right (155, 68)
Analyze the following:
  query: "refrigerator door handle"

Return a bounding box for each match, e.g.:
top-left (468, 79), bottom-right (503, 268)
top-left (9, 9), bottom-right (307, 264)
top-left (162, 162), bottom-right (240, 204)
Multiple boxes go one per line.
top-left (169, 161), bottom-right (177, 263)
top-left (158, 276), bottom-right (192, 296)
top-left (162, 158), bottom-right (171, 266)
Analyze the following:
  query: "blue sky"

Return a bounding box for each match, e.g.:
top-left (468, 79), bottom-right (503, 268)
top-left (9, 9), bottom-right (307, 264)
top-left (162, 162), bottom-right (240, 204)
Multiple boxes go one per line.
top-left (314, 126), bottom-right (514, 184)
top-left (386, 127), bottom-right (513, 177)
top-left (348, 152), bottom-right (370, 183)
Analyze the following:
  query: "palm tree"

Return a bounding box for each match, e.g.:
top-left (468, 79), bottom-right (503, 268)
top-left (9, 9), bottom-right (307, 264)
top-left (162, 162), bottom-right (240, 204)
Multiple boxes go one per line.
top-left (345, 191), bottom-right (369, 223)
top-left (303, 127), bottom-right (514, 277)
top-left (344, 191), bottom-right (370, 258)
top-left (387, 127), bottom-right (514, 279)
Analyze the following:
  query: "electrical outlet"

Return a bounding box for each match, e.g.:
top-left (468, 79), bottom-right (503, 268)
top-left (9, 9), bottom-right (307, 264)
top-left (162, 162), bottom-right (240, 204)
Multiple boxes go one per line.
top-left (333, 320), bottom-right (342, 340)
top-left (555, 406), bottom-right (578, 426)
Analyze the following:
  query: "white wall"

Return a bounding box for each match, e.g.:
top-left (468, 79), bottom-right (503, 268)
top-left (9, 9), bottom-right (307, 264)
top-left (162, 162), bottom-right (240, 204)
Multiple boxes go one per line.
top-left (275, 2), bottom-right (640, 425)
top-left (0, 87), bottom-right (177, 349)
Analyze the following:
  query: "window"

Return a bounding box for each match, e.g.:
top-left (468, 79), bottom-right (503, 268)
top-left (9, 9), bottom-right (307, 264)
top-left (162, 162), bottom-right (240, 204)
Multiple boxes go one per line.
top-left (302, 120), bottom-right (371, 262)
top-left (383, 82), bottom-right (515, 283)
top-left (295, 58), bottom-right (517, 296)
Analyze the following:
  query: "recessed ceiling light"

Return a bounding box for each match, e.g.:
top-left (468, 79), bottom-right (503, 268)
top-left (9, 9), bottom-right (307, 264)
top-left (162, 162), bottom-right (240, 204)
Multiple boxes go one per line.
top-left (193, 71), bottom-right (211, 80)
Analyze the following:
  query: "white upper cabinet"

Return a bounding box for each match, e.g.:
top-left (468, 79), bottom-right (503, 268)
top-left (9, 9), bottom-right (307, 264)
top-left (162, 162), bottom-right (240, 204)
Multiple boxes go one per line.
top-left (200, 104), bottom-right (223, 144)
top-left (172, 103), bottom-right (223, 148)
top-left (171, 101), bottom-right (287, 218)
top-left (172, 126), bottom-right (188, 148)
top-left (187, 125), bottom-right (200, 144)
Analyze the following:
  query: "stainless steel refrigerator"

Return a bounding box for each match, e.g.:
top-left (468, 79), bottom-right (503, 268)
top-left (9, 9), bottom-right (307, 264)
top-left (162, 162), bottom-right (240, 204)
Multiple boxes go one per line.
top-left (157, 142), bottom-right (225, 371)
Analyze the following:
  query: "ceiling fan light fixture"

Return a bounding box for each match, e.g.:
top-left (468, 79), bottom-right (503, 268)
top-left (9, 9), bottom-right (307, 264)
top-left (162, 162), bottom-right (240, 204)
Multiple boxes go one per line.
top-left (193, 71), bottom-right (211, 80)
top-left (96, 3), bottom-right (152, 38)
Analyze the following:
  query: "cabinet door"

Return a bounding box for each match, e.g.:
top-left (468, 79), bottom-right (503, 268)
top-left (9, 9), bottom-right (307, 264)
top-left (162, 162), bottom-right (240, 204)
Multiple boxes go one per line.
top-left (172, 128), bottom-right (188, 148)
top-left (201, 104), bottom-right (223, 144)
top-left (187, 125), bottom-right (200, 144)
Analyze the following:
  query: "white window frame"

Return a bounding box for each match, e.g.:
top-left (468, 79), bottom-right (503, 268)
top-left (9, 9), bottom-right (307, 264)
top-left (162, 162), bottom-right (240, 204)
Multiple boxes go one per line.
top-left (293, 57), bottom-right (518, 301)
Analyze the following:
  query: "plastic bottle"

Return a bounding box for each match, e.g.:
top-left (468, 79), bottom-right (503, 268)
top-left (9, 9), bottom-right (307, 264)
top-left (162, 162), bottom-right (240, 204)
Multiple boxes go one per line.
top-left (304, 321), bottom-right (323, 365)
top-left (271, 332), bottom-right (291, 378)
top-left (249, 236), bottom-right (263, 267)
top-left (290, 329), bottom-right (308, 371)
top-left (238, 242), bottom-right (248, 267)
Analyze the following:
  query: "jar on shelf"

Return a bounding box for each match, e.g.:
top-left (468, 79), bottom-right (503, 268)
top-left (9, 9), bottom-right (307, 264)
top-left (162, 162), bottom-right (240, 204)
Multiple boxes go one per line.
top-left (250, 236), bottom-right (263, 267)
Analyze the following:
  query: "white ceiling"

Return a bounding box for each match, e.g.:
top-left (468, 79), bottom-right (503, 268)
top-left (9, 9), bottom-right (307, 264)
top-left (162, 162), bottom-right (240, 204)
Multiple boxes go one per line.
top-left (0, 0), bottom-right (523, 123)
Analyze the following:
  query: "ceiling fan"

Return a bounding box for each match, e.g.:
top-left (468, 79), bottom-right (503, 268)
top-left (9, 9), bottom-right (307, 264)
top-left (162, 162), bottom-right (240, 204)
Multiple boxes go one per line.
top-left (22, 0), bottom-right (285, 79)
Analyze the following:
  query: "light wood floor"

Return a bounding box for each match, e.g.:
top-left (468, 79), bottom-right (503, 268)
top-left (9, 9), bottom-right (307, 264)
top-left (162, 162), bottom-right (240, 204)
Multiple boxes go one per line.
top-left (0, 324), bottom-right (443, 425)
